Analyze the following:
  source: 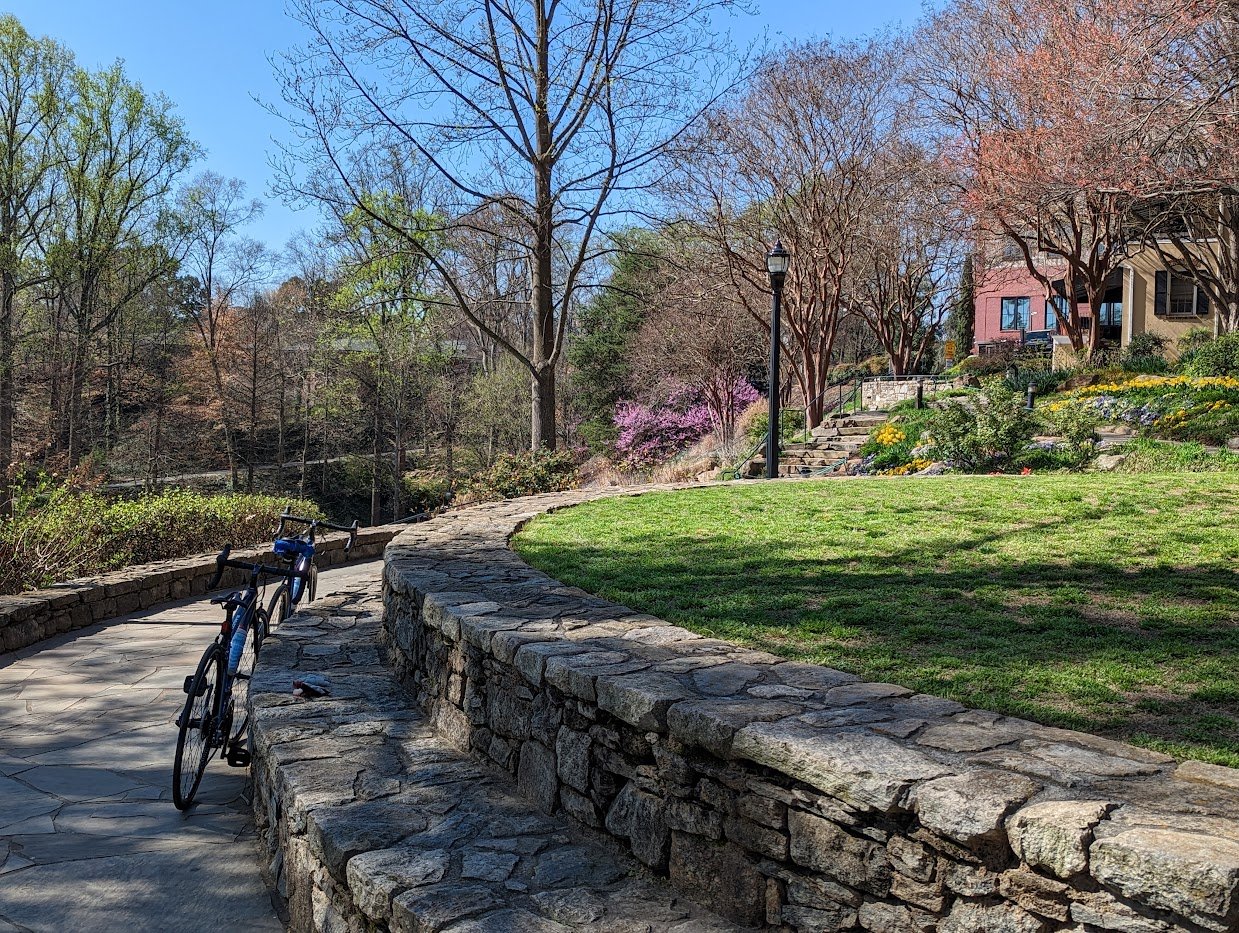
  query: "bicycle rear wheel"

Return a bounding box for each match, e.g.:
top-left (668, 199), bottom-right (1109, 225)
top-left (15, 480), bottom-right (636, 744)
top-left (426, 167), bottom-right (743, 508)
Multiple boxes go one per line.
top-left (173, 642), bottom-right (222, 811)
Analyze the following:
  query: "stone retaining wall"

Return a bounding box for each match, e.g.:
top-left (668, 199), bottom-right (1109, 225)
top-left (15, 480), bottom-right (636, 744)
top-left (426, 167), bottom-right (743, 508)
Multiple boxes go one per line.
top-left (862, 379), bottom-right (956, 411)
top-left (382, 488), bottom-right (1239, 933)
top-left (0, 524), bottom-right (402, 654)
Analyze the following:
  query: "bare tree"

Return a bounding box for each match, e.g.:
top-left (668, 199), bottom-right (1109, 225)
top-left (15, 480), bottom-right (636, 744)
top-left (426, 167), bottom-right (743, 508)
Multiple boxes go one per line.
top-left (178, 171), bottom-right (268, 488)
top-left (917, 0), bottom-right (1170, 356)
top-left (851, 144), bottom-right (964, 374)
top-left (1123, 2), bottom-right (1239, 333)
top-left (273, 0), bottom-right (747, 448)
top-left (630, 241), bottom-right (763, 440)
top-left (672, 38), bottom-right (903, 426)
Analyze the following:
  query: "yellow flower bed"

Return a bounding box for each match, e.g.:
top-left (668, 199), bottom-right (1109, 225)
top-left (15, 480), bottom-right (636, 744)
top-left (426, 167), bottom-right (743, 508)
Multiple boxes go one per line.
top-left (1076, 375), bottom-right (1239, 396)
top-left (880, 458), bottom-right (933, 476)
top-left (1153, 399), bottom-right (1230, 428)
top-left (873, 424), bottom-right (906, 446)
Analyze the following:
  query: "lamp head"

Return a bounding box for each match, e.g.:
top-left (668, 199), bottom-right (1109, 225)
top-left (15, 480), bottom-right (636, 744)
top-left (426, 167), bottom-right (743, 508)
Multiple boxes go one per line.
top-left (766, 240), bottom-right (790, 285)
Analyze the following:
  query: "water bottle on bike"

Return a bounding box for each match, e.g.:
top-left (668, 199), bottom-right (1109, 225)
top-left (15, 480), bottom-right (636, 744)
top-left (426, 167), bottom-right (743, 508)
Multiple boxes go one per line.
top-left (226, 602), bottom-right (251, 676)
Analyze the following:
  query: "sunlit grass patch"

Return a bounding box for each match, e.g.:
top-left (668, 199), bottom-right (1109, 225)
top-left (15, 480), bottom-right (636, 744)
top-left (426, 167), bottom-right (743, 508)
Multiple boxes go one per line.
top-left (514, 474), bottom-right (1239, 767)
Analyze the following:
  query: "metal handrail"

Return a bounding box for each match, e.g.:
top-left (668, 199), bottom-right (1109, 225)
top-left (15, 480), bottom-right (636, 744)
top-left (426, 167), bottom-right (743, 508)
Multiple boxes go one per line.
top-left (717, 380), bottom-right (863, 481)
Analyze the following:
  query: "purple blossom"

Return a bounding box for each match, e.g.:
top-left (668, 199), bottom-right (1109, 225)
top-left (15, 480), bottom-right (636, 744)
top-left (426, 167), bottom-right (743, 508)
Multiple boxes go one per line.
top-left (614, 381), bottom-right (758, 469)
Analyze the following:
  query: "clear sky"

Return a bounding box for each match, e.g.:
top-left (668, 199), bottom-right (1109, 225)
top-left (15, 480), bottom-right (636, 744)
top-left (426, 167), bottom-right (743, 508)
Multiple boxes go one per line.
top-left (7, 1), bottom-right (926, 260)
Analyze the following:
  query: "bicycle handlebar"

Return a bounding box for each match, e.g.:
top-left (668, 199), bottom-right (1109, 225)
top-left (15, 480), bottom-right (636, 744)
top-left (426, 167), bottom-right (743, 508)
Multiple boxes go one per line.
top-left (277, 509), bottom-right (360, 552)
top-left (209, 545), bottom-right (312, 591)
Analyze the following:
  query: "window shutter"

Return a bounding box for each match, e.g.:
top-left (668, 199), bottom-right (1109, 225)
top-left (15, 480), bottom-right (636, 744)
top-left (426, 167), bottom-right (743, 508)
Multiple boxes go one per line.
top-left (1154, 271), bottom-right (1168, 316)
top-left (1196, 286), bottom-right (1209, 317)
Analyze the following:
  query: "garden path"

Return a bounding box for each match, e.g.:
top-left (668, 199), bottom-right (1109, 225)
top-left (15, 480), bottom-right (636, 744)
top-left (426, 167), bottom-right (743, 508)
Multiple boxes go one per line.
top-left (0, 559), bottom-right (381, 933)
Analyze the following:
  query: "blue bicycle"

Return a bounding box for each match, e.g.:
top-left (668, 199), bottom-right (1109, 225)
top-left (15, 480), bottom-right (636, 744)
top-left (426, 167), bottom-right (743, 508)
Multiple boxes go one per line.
top-left (172, 547), bottom-right (308, 810)
top-left (263, 509), bottom-right (359, 627)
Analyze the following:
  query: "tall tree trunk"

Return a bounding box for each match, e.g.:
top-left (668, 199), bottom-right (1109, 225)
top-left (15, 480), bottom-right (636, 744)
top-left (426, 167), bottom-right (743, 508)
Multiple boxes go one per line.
top-left (371, 391), bottom-right (382, 526)
top-left (445, 424), bottom-right (455, 488)
top-left (530, 364), bottom-right (555, 451)
top-left (299, 375), bottom-right (311, 499)
top-left (148, 403), bottom-right (163, 493)
top-left (529, 8), bottom-right (557, 450)
top-left (320, 386), bottom-right (328, 496)
top-left (204, 350), bottom-right (240, 490)
top-left (247, 381), bottom-right (257, 493)
top-left (67, 332), bottom-right (88, 466)
top-left (274, 315), bottom-right (286, 490)
top-left (0, 273), bottom-right (14, 515)
top-left (1221, 196), bottom-right (1239, 334)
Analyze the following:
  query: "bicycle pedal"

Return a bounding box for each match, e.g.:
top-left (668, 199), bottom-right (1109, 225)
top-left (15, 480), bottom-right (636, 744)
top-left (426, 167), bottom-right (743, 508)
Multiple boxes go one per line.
top-left (226, 746), bottom-right (252, 768)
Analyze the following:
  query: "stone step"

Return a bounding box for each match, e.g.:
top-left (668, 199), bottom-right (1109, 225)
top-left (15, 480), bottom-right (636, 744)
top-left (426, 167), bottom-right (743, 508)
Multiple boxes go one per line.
top-left (810, 426), bottom-right (872, 438)
top-left (824, 412), bottom-right (887, 426)
top-left (249, 592), bottom-right (741, 933)
top-left (747, 459), bottom-right (851, 477)
top-left (788, 441), bottom-right (864, 454)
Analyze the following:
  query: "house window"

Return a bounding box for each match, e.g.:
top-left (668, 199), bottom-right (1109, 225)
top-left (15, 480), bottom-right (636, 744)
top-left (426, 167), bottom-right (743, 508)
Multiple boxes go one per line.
top-left (1046, 296), bottom-right (1068, 330)
top-left (1001, 297), bottom-right (1031, 331)
top-left (1098, 302), bottom-right (1122, 327)
top-left (1155, 271), bottom-right (1210, 318)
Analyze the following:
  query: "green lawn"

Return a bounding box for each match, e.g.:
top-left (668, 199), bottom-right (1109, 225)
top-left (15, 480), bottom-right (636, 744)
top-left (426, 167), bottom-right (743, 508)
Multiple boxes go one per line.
top-left (513, 475), bottom-right (1239, 767)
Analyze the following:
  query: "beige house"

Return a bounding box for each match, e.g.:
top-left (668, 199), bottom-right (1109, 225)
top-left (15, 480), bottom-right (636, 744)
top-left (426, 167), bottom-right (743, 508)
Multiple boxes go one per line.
top-left (1121, 244), bottom-right (1221, 354)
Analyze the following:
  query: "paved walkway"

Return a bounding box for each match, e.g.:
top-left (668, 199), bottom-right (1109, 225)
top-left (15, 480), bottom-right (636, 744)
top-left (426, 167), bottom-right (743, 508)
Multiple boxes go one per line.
top-left (0, 560), bottom-right (382, 933)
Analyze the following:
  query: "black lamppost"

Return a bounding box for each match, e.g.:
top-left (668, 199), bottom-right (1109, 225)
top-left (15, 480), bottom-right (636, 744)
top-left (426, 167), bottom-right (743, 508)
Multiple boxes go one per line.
top-left (765, 240), bottom-right (790, 480)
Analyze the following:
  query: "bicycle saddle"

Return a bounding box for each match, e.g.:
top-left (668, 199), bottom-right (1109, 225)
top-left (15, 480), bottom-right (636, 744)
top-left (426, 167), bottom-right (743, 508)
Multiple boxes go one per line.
top-left (210, 592), bottom-right (248, 610)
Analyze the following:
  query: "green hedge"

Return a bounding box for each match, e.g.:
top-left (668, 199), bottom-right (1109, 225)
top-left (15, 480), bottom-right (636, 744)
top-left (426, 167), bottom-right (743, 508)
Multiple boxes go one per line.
top-left (464, 449), bottom-right (578, 501)
top-left (0, 483), bottom-right (322, 595)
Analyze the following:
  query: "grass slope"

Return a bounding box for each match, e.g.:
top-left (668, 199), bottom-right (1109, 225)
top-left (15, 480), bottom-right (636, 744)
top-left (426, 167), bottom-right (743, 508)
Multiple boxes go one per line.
top-left (514, 475), bottom-right (1239, 766)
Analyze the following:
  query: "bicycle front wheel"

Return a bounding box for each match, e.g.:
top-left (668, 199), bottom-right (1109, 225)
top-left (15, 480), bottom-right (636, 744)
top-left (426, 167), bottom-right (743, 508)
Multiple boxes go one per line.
top-left (266, 583), bottom-right (289, 629)
top-left (233, 607), bottom-right (268, 695)
top-left (228, 607), bottom-right (269, 753)
top-left (173, 641), bottom-right (222, 811)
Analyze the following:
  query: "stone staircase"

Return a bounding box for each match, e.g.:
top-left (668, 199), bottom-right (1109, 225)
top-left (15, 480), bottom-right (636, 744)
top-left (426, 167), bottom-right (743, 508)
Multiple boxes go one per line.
top-left (745, 411), bottom-right (888, 478)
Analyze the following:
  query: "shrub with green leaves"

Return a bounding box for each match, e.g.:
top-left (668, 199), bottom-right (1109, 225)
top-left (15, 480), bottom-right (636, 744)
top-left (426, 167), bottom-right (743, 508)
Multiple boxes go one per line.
top-left (926, 382), bottom-right (1037, 470)
top-left (1181, 333), bottom-right (1239, 378)
top-left (1039, 403), bottom-right (1100, 464)
top-left (466, 449), bottom-right (578, 501)
top-left (1120, 333), bottom-right (1169, 375)
top-left (0, 480), bottom-right (323, 595)
top-left (401, 474), bottom-right (452, 514)
top-left (924, 402), bottom-right (983, 468)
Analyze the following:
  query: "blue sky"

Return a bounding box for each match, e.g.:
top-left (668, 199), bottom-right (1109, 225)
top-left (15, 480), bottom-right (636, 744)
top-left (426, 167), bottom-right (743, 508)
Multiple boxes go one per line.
top-left (9, 1), bottom-right (926, 259)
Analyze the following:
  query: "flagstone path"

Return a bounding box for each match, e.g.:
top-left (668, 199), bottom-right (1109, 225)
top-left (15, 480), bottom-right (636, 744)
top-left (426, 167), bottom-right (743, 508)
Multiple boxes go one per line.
top-left (0, 560), bottom-right (382, 933)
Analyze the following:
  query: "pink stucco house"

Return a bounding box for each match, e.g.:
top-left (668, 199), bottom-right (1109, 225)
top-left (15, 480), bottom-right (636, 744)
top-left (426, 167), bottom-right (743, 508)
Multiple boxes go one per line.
top-left (973, 248), bottom-right (1216, 357)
